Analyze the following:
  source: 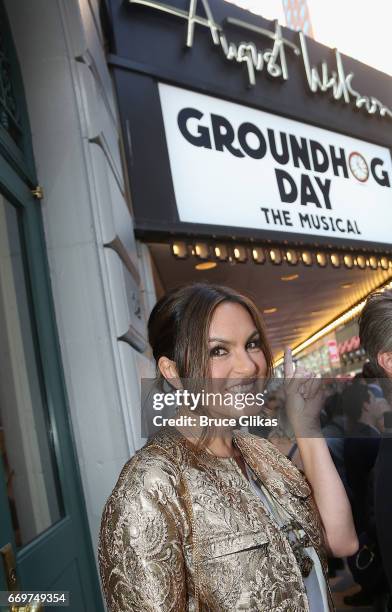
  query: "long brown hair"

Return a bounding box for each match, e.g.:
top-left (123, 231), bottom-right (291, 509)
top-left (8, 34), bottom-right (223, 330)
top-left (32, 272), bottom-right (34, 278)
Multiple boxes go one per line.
top-left (148, 283), bottom-right (273, 446)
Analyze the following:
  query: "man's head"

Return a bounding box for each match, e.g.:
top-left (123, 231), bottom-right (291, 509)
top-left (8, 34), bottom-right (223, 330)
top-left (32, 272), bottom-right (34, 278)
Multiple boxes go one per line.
top-left (359, 290), bottom-right (392, 379)
top-left (342, 383), bottom-right (384, 430)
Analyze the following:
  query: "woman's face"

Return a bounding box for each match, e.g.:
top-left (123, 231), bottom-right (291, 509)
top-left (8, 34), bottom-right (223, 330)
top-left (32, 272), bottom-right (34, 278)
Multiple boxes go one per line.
top-left (205, 301), bottom-right (268, 419)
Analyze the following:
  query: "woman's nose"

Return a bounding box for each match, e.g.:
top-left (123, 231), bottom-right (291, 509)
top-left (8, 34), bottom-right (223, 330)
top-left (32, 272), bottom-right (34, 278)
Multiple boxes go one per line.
top-left (232, 349), bottom-right (258, 377)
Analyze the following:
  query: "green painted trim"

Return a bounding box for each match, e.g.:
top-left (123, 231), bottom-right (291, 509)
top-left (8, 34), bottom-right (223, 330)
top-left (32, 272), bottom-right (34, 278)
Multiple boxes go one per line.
top-left (20, 199), bottom-right (105, 611)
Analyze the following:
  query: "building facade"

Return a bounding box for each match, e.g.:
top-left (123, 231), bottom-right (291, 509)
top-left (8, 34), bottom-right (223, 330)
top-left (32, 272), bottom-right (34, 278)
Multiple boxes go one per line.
top-left (0, 0), bottom-right (155, 606)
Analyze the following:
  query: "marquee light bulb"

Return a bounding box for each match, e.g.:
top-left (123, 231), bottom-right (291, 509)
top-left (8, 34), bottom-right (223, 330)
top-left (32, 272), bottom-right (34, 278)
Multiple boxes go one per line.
top-left (252, 247), bottom-right (265, 264)
top-left (171, 242), bottom-right (188, 259)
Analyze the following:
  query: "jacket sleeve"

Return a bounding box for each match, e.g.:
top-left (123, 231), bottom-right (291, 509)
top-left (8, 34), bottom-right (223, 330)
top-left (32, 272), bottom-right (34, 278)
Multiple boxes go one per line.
top-left (98, 452), bottom-right (187, 612)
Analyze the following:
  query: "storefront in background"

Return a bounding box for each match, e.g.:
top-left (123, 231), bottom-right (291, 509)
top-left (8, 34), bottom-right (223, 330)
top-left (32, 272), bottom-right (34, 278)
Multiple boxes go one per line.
top-left (294, 318), bottom-right (366, 377)
top-left (335, 319), bottom-right (367, 376)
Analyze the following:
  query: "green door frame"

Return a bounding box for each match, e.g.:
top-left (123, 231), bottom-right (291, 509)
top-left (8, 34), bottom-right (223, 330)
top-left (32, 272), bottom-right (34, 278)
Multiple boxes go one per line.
top-left (0, 3), bottom-right (104, 610)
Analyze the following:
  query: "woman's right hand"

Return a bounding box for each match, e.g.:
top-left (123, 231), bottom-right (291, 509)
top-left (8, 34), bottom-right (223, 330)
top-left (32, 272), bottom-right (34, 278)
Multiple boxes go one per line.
top-left (284, 347), bottom-right (324, 436)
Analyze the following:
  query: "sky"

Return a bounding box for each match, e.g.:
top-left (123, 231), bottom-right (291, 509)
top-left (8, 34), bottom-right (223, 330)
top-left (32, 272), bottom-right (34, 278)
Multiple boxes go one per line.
top-left (225, 0), bottom-right (392, 76)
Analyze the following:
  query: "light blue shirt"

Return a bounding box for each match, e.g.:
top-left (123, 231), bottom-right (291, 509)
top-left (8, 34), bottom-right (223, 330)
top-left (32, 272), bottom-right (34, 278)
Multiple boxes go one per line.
top-left (245, 463), bottom-right (330, 612)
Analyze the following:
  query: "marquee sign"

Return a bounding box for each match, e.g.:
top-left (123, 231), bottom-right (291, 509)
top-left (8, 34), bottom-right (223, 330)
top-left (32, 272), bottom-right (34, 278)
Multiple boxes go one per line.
top-left (159, 83), bottom-right (392, 244)
top-left (128, 0), bottom-right (392, 121)
top-left (107, 0), bottom-right (392, 250)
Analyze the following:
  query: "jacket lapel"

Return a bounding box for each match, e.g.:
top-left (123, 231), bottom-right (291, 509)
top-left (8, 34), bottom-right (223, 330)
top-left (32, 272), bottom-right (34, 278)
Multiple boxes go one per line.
top-left (232, 432), bottom-right (315, 524)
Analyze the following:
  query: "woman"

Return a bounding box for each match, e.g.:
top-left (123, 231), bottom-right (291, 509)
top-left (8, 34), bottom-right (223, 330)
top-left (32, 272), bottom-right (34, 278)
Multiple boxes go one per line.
top-left (99, 283), bottom-right (358, 611)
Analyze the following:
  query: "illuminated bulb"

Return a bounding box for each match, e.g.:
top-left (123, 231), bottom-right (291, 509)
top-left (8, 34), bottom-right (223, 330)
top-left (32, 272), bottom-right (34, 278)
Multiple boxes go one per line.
top-left (343, 254), bottom-right (354, 269)
top-left (233, 246), bottom-right (247, 263)
top-left (171, 242), bottom-right (188, 259)
top-left (194, 243), bottom-right (209, 259)
top-left (285, 249), bottom-right (299, 265)
top-left (356, 255), bottom-right (366, 269)
top-left (252, 247), bottom-right (265, 264)
top-left (316, 252), bottom-right (327, 267)
top-left (330, 253), bottom-right (341, 268)
top-left (269, 248), bottom-right (282, 265)
top-left (214, 245), bottom-right (229, 261)
top-left (301, 251), bottom-right (312, 266)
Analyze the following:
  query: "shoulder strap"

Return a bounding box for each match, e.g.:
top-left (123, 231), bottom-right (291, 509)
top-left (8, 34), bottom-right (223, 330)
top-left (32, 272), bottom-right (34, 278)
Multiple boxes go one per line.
top-left (287, 442), bottom-right (298, 461)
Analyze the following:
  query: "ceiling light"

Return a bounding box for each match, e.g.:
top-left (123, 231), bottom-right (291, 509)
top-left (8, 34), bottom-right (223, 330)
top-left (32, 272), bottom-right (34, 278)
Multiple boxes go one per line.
top-left (281, 274), bottom-right (299, 281)
top-left (285, 249), bottom-right (299, 265)
top-left (269, 248), bottom-right (282, 265)
top-left (195, 261), bottom-right (217, 270)
top-left (301, 251), bottom-right (313, 266)
top-left (263, 307), bottom-right (277, 314)
top-left (194, 243), bottom-right (210, 259)
top-left (316, 252), bottom-right (328, 267)
top-left (171, 242), bottom-right (188, 259)
top-left (356, 254), bottom-right (367, 269)
top-left (341, 283), bottom-right (353, 289)
top-left (214, 245), bottom-right (229, 261)
top-left (330, 253), bottom-right (341, 268)
top-left (343, 254), bottom-right (354, 269)
top-left (367, 255), bottom-right (378, 270)
top-left (233, 245), bottom-right (247, 263)
top-left (251, 247), bottom-right (266, 264)
top-left (380, 256), bottom-right (389, 270)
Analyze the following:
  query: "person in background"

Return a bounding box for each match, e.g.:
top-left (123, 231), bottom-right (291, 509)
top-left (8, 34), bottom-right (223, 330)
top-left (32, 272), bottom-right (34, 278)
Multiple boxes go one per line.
top-left (342, 381), bottom-right (388, 607)
top-left (343, 384), bottom-right (382, 532)
top-left (322, 392), bottom-right (346, 488)
top-left (361, 360), bottom-right (385, 400)
top-left (359, 290), bottom-right (392, 598)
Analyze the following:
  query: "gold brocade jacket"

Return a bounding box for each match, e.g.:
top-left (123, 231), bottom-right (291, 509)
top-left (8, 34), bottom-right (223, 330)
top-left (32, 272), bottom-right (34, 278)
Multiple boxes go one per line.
top-left (99, 428), bottom-right (334, 612)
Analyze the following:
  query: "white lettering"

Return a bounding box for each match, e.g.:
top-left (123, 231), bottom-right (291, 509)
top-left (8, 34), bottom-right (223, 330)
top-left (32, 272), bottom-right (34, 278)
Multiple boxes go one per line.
top-left (128, 0), bottom-right (392, 121)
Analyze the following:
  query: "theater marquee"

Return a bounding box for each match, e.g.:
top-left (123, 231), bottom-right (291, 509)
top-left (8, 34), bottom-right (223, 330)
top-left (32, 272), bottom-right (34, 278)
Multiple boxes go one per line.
top-left (107, 0), bottom-right (392, 251)
top-left (159, 83), bottom-right (392, 244)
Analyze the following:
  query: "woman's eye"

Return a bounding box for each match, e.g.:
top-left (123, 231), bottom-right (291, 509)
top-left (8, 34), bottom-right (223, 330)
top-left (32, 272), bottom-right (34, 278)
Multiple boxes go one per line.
top-left (210, 346), bottom-right (227, 357)
top-left (247, 339), bottom-right (261, 350)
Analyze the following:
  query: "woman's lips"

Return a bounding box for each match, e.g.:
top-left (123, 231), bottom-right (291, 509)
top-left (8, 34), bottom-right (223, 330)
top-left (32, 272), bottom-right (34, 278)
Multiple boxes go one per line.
top-left (225, 379), bottom-right (258, 393)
